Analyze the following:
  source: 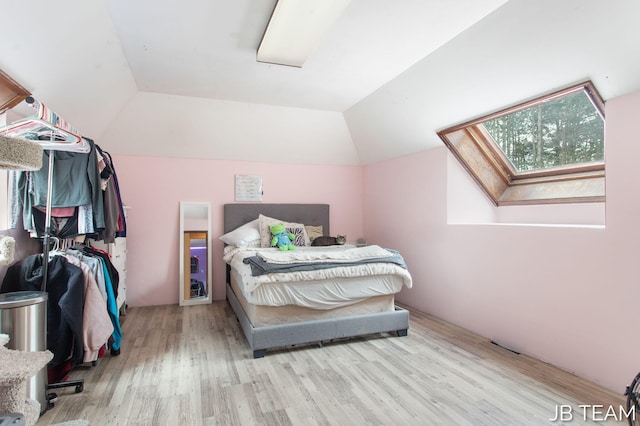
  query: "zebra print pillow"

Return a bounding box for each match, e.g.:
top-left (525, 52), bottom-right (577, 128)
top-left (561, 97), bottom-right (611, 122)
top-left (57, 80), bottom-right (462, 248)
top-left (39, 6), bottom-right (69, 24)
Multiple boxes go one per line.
top-left (286, 227), bottom-right (308, 247)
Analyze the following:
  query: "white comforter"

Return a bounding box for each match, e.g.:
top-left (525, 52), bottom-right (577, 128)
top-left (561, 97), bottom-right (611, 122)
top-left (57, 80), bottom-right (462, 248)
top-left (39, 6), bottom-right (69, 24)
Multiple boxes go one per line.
top-left (256, 244), bottom-right (394, 264)
top-left (224, 245), bottom-right (413, 294)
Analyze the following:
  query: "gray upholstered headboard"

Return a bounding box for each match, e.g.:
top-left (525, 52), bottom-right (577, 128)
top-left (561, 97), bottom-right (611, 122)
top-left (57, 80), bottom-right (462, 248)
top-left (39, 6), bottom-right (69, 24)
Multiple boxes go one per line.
top-left (223, 203), bottom-right (330, 235)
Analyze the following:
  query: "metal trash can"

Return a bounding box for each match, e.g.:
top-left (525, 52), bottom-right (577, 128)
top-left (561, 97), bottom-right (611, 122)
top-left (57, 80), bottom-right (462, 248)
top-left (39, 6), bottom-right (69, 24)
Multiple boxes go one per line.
top-left (0, 291), bottom-right (48, 415)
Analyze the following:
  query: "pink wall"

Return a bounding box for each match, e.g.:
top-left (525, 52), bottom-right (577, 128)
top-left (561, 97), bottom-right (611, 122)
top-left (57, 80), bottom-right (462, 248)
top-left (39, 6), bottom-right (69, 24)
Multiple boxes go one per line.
top-left (362, 89), bottom-right (640, 393)
top-left (106, 89), bottom-right (640, 393)
top-left (110, 157), bottom-right (363, 307)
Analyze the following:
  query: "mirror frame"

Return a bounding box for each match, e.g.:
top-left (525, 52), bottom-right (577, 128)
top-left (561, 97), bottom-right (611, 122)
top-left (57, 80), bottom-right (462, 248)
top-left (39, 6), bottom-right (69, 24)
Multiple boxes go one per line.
top-left (179, 201), bottom-right (213, 306)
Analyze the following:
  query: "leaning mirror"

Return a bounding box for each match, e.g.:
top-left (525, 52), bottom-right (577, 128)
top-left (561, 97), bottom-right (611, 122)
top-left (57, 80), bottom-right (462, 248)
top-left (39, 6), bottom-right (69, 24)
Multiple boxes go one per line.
top-left (179, 202), bottom-right (212, 306)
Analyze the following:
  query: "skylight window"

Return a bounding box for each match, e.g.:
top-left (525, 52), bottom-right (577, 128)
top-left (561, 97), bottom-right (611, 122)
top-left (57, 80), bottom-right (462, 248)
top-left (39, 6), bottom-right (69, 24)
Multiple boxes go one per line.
top-left (438, 81), bottom-right (605, 206)
top-left (483, 90), bottom-right (604, 173)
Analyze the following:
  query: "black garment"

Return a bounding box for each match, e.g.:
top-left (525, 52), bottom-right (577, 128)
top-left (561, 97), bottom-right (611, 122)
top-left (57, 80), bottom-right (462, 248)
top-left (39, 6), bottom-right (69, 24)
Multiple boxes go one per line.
top-left (1, 255), bottom-right (84, 367)
top-left (32, 206), bottom-right (80, 239)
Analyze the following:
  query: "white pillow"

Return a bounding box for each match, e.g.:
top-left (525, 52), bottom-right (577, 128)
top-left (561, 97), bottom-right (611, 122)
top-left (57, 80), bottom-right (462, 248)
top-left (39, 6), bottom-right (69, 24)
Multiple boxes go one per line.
top-left (218, 219), bottom-right (260, 248)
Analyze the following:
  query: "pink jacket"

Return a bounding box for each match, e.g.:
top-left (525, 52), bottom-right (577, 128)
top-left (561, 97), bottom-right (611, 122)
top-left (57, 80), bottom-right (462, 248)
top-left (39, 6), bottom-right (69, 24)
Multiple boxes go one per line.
top-left (65, 255), bottom-right (114, 362)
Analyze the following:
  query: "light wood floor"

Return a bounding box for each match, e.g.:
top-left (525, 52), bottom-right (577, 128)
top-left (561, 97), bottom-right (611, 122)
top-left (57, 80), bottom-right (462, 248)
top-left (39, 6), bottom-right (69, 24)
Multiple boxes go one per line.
top-left (36, 302), bottom-right (626, 425)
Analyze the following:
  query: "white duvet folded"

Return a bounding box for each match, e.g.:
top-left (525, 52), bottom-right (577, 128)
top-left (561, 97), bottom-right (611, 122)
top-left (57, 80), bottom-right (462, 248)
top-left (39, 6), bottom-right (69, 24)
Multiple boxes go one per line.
top-left (257, 244), bottom-right (393, 264)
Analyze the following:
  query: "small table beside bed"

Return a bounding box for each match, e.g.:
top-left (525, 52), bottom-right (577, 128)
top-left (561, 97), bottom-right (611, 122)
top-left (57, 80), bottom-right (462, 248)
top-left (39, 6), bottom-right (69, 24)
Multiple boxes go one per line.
top-left (222, 203), bottom-right (412, 358)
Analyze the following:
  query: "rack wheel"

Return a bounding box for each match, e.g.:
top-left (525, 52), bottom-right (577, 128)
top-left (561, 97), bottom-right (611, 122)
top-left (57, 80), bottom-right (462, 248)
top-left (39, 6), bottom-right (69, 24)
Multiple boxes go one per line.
top-left (75, 383), bottom-right (84, 393)
top-left (625, 372), bottom-right (640, 426)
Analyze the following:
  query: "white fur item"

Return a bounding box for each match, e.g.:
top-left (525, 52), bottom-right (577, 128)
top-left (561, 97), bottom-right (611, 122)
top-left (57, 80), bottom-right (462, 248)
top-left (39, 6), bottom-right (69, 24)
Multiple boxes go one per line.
top-left (0, 236), bottom-right (15, 266)
top-left (0, 134), bottom-right (43, 171)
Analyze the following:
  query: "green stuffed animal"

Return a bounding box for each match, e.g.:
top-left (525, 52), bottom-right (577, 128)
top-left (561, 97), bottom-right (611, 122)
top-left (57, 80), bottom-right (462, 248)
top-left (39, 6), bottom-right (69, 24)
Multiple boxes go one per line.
top-left (270, 223), bottom-right (296, 251)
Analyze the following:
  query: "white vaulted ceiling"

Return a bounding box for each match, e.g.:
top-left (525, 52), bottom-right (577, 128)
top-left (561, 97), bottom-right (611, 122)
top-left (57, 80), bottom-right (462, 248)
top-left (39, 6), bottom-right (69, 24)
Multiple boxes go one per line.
top-left (0, 0), bottom-right (639, 165)
top-left (106, 0), bottom-right (508, 112)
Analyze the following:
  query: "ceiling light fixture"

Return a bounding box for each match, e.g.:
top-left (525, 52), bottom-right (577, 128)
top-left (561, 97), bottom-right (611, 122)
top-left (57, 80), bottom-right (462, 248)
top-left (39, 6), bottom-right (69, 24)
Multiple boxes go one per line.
top-left (257, 0), bottom-right (351, 68)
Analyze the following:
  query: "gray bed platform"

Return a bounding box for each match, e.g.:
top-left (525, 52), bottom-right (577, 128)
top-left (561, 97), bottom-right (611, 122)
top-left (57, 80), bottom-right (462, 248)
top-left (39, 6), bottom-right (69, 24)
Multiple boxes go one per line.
top-left (223, 203), bottom-right (410, 358)
top-left (227, 282), bottom-right (409, 358)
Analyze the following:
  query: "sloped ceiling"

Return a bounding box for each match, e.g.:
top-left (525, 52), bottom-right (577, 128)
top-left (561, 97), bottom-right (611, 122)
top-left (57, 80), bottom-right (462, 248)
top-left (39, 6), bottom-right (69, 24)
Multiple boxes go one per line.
top-left (345, 0), bottom-right (640, 164)
top-left (0, 1), bottom-right (137, 139)
top-left (0, 0), bottom-right (639, 165)
top-left (106, 0), bottom-right (508, 112)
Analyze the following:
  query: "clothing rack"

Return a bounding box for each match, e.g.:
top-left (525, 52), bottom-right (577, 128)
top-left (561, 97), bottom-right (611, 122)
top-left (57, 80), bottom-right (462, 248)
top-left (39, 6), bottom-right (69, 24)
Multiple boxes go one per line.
top-left (0, 96), bottom-right (86, 408)
top-left (19, 97), bottom-right (88, 292)
top-left (41, 137), bottom-right (54, 291)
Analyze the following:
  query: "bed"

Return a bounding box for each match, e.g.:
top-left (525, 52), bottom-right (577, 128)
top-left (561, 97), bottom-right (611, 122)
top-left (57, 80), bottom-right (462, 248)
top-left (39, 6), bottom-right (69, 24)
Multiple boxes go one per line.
top-left (223, 203), bottom-right (411, 358)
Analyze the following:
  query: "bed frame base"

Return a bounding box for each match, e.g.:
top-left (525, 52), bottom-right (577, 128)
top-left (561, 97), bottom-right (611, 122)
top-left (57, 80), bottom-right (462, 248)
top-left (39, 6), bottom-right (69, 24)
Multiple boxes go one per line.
top-left (226, 283), bottom-right (410, 358)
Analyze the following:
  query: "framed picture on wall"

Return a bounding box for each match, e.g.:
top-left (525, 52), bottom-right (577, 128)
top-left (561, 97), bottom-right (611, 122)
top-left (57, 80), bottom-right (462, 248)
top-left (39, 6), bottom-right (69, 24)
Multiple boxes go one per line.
top-left (235, 174), bottom-right (263, 202)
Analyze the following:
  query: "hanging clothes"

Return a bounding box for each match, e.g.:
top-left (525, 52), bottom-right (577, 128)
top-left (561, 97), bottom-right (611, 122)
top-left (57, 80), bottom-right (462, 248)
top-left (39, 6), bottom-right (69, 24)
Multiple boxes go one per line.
top-left (66, 246), bottom-right (121, 353)
top-left (84, 246), bottom-right (119, 300)
top-left (66, 248), bottom-right (108, 305)
top-left (1, 99), bottom-right (126, 382)
top-left (1, 255), bottom-right (84, 368)
top-left (100, 255), bottom-right (121, 354)
top-left (7, 138), bottom-right (126, 244)
top-left (95, 145), bottom-right (126, 242)
top-left (32, 206), bottom-right (80, 239)
top-left (95, 172), bottom-right (120, 243)
top-left (80, 246), bottom-right (122, 352)
top-left (28, 138), bottom-right (104, 232)
top-left (64, 255), bottom-right (113, 363)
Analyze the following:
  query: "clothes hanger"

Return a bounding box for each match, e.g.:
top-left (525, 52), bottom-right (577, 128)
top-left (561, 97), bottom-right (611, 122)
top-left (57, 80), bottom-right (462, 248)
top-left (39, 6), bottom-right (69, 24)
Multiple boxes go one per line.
top-left (0, 97), bottom-right (90, 153)
top-left (47, 236), bottom-right (62, 258)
